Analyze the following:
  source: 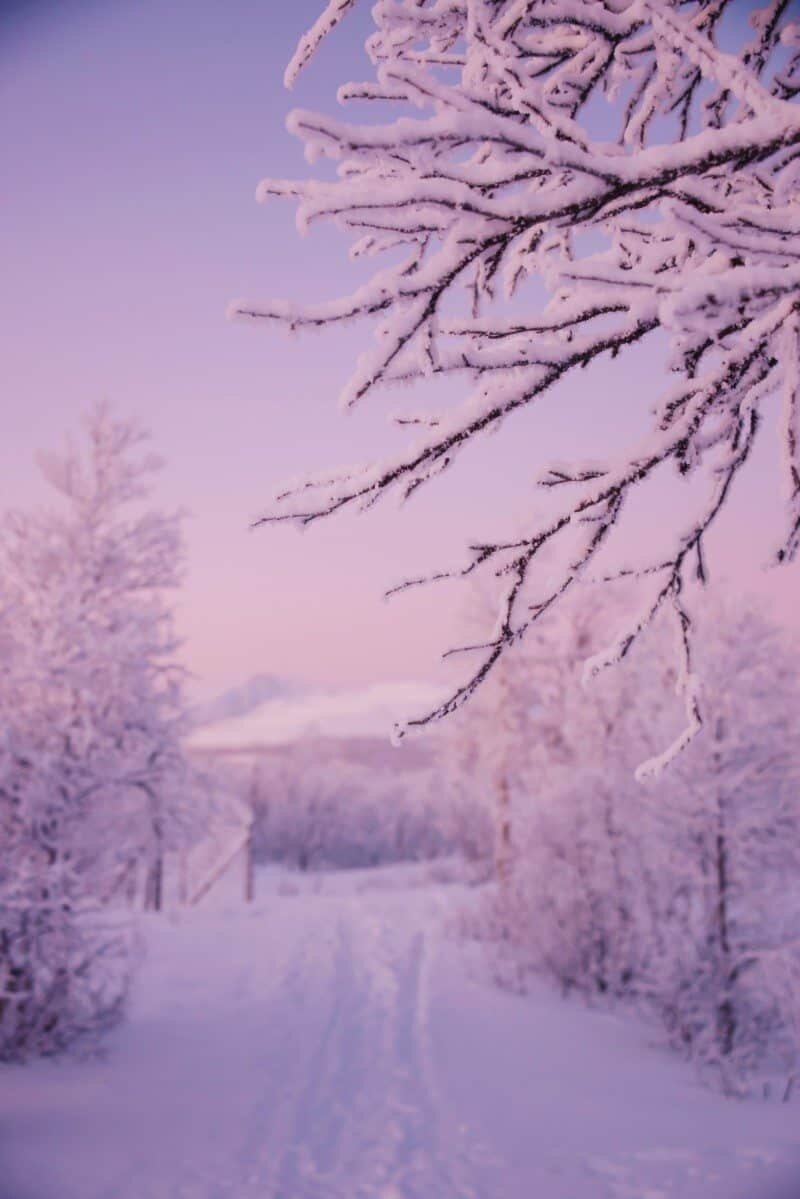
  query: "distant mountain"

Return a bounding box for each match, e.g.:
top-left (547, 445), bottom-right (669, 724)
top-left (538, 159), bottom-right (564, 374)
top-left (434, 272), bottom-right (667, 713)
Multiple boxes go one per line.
top-left (185, 680), bottom-right (447, 752)
top-left (188, 674), bottom-right (306, 730)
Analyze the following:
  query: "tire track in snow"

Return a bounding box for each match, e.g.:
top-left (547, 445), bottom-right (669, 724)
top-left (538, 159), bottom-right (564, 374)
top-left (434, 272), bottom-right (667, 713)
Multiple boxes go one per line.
top-left (243, 890), bottom-right (494, 1199)
top-left (272, 911), bottom-right (360, 1197)
top-left (228, 906), bottom-right (354, 1199)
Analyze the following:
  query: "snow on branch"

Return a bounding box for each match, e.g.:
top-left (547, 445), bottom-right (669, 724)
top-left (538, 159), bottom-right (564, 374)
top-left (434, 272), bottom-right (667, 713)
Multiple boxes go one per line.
top-left (284, 0), bottom-right (359, 90)
top-left (236, 0), bottom-right (800, 773)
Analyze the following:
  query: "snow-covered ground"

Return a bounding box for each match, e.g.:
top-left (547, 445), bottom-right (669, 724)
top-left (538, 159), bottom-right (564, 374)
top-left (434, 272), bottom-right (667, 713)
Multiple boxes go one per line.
top-left (1, 864), bottom-right (798, 1199)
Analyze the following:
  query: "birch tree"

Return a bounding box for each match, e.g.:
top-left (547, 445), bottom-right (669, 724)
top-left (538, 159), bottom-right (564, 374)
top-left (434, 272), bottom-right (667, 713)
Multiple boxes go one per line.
top-left (234, 0), bottom-right (800, 768)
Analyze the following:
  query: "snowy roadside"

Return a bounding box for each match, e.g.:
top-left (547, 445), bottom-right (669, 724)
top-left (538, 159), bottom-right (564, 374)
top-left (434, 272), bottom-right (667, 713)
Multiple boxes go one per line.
top-left (0, 864), bottom-right (798, 1199)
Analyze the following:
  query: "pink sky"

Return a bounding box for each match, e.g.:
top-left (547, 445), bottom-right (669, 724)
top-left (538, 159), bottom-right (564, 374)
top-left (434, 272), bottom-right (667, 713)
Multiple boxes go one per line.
top-left (2, 0), bottom-right (797, 701)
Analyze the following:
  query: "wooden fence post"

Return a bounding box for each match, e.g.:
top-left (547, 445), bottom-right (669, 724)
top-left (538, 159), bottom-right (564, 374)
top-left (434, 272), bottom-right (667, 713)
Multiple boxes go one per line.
top-left (244, 828), bottom-right (254, 903)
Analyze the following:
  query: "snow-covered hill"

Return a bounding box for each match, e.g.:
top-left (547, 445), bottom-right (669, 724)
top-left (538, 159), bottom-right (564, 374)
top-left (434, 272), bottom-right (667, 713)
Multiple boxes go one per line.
top-left (185, 680), bottom-right (446, 751)
top-left (187, 674), bottom-right (305, 729)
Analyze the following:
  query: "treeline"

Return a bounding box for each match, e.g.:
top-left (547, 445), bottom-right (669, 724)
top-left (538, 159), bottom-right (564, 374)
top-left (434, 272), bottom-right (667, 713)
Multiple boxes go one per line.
top-left (244, 748), bottom-right (492, 872)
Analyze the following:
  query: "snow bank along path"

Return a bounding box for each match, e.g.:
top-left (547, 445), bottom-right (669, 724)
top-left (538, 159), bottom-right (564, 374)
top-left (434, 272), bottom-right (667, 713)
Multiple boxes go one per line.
top-left (1, 864), bottom-right (798, 1199)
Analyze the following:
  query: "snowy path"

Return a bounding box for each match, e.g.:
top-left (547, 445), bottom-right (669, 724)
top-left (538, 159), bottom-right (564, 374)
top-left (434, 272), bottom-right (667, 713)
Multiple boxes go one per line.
top-left (1, 865), bottom-right (799, 1199)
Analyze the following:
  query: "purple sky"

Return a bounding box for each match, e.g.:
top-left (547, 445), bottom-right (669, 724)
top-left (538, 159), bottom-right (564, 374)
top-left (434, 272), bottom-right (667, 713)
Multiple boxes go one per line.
top-left (3, 0), bottom-right (797, 700)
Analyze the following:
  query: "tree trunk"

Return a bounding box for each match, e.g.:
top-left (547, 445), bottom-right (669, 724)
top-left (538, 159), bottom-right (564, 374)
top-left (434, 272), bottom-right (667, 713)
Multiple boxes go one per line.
top-left (713, 798), bottom-right (735, 1057)
top-left (495, 771), bottom-right (513, 882)
top-left (144, 853), bottom-right (163, 912)
top-left (244, 830), bottom-right (254, 903)
top-left (178, 846), bottom-right (188, 905)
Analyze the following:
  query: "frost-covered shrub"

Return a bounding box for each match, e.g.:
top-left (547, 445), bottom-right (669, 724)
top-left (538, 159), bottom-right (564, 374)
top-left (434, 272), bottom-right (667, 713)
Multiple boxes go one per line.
top-left (0, 894), bottom-right (133, 1061)
top-left (493, 769), bottom-right (662, 1001)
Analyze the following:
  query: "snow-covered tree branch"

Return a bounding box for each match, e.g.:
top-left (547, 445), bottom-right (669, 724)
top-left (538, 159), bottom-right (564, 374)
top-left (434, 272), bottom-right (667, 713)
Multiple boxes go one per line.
top-left (233, 0), bottom-right (800, 765)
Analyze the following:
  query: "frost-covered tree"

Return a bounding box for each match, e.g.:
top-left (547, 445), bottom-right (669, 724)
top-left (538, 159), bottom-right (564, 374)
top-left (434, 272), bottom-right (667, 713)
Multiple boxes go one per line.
top-left (0, 405), bottom-right (192, 1058)
top-left (461, 594), bottom-right (800, 1090)
top-left (234, 0), bottom-right (800, 766)
top-left (440, 592), bottom-right (595, 878)
top-left (649, 607), bottom-right (800, 1090)
top-left (450, 588), bottom-right (676, 990)
top-left (440, 640), bottom-right (533, 879)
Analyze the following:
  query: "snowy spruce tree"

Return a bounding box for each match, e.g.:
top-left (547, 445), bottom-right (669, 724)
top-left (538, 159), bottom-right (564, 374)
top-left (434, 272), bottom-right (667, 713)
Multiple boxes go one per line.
top-left (233, 0), bottom-right (800, 764)
top-left (0, 405), bottom-right (192, 1058)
